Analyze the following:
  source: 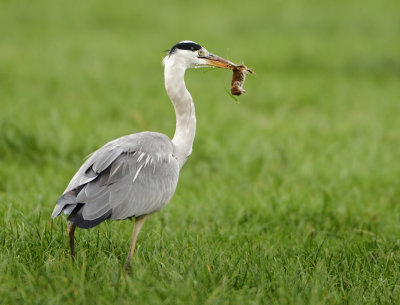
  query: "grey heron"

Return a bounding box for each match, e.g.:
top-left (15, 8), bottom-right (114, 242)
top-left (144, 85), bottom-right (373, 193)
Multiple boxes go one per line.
top-left (52, 40), bottom-right (238, 271)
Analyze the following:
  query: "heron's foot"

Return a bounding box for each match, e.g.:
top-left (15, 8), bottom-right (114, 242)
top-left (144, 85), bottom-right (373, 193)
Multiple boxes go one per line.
top-left (71, 251), bottom-right (76, 262)
top-left (124, 258), bottom-right (132, 274)
top-left (123, 263), bottom-right (132, 277)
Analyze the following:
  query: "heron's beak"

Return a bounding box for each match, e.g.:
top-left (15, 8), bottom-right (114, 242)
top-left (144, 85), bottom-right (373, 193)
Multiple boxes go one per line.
top-left (203, 53), bottom-right (236, 69)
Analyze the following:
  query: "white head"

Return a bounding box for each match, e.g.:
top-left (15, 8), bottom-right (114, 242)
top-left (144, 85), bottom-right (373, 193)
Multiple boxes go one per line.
top-left (163, 40), bottom-right (235, 71)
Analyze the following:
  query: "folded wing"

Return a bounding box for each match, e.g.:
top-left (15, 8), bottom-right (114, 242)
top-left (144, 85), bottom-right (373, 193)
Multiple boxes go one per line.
top-left (52, 132), bottom-right (179, 228)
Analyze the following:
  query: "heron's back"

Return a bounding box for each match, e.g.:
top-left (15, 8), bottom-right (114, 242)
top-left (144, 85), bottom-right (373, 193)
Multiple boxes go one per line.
top-left (52, 132), bottom-right (180, 228)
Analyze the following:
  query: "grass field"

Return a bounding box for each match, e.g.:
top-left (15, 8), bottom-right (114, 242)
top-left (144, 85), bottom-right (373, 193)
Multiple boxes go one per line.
top-left (1, 0), bottom-right (400, 304)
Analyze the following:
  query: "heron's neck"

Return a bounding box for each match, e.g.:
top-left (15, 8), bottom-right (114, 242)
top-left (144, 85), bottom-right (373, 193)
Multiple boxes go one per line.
top-left (164, 62), bottom-right (196, 168)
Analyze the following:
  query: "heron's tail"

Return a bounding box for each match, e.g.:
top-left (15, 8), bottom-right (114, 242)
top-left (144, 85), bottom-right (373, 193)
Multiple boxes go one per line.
top-left (51, 187), bottom-right (83, 218)
top-left (52, 186), bottom-right (112, 229)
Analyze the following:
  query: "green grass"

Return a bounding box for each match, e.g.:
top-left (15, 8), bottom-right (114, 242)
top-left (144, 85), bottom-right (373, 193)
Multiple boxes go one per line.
top-left (1, 0), bottom-right (400, 304)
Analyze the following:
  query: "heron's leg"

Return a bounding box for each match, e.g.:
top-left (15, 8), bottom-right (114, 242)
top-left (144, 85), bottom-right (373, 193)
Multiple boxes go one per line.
top-left (124, 215), bottom-right (147, 272)
top-left (67, 221), bottom-right (76, 261)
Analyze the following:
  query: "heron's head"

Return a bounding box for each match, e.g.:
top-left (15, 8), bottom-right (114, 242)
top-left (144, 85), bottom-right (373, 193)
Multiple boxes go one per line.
top-left (163, 40), bottom-right (235, 70)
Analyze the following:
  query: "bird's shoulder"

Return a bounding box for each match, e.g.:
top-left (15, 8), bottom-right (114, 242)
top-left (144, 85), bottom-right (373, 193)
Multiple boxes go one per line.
top-left (100, 131), bottom-right (173, 155)
top-left (89, 131), bottom-right (174, 170)
top-left (64, 131), bottom-right (176, 193)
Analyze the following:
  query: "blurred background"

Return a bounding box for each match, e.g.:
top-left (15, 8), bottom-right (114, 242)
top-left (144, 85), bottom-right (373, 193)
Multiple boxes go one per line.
top-left (1, 0), bottom-right (399, 216)
top-left (0, 0), bottom-right (399, 303)
top-left (1, 0), bottom-right (399, 191)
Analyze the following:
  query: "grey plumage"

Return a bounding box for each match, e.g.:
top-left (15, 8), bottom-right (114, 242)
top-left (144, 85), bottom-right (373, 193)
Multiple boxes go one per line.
top-left (52, 131), bottom-right (179, 228)
top-left (52, 40), bottom-right (237, 270)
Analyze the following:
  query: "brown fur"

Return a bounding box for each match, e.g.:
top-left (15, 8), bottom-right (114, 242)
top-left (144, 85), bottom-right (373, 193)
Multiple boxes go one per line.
top-left (230, 65), bottom-right (254, 96)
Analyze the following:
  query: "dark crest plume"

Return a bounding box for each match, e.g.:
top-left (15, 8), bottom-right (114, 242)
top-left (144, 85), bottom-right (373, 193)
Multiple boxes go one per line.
top-left (168, 41), bottom-right (202, 55)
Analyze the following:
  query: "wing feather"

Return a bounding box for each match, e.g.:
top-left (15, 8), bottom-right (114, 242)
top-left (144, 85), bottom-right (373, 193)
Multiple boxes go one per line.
top-left (52, 132), bottom-right (180, 228)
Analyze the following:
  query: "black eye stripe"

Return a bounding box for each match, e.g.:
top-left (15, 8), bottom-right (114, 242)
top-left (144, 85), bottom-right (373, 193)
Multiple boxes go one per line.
top-left (168, 42), bottom-right (202, 55)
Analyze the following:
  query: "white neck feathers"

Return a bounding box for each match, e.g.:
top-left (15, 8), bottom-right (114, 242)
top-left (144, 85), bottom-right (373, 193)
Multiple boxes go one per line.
top-left (164, 57), bottom-right (196, 169)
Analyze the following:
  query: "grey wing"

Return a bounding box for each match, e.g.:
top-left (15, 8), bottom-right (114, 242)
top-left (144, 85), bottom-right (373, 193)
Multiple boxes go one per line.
top-left (51, 132), bottom-right (179, 228)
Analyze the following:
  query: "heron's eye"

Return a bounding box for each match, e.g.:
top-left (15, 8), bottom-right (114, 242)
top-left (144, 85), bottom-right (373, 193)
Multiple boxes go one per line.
top-left (198, 49), bottom-right (207, 57)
